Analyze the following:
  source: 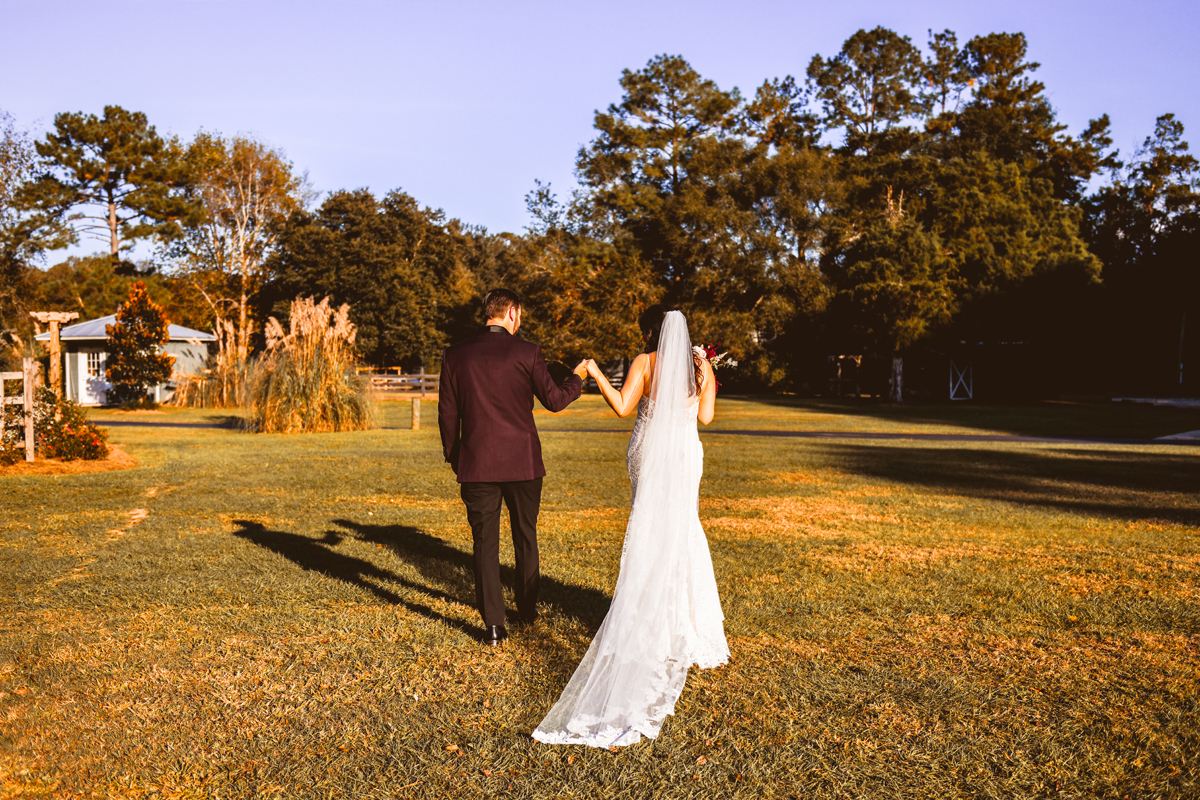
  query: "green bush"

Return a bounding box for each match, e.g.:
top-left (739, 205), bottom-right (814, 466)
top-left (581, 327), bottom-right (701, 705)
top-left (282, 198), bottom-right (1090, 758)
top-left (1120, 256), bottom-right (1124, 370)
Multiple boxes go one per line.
top-left (1, 387), bottom-right (108, 463)
top-left (40, 413), bottom-right (109, 461)
top-left (105, 281), bottom-right (174, 403)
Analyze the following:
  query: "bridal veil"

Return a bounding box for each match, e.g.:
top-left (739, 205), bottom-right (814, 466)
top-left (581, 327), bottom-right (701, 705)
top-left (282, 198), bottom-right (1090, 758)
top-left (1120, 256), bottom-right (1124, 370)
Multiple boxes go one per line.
top-left (532, 311), bottom-right (729, 748)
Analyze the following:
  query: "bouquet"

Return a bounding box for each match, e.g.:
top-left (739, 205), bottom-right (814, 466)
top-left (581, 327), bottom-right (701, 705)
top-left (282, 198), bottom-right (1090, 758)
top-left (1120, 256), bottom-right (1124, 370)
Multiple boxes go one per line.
top-left (693, 342), bottom-right (737, 370)
top-left (693, 342), bottom-right (737, 391)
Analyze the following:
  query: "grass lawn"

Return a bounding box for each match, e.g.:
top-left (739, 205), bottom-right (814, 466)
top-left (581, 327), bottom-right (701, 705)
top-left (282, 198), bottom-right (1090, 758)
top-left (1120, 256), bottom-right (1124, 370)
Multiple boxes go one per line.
top-left (1, 395), bottom-right (1198, 798)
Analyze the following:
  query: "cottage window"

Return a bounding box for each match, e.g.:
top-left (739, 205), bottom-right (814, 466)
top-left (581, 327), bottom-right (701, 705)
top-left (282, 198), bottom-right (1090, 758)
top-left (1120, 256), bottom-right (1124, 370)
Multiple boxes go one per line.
top-left (86, 352), bottom-right (103, 377)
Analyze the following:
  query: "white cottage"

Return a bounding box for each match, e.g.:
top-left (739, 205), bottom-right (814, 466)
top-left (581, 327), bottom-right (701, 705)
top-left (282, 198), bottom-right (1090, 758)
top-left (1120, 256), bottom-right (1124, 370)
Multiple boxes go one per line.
top-left (35, 315), bottom-right (216, 406)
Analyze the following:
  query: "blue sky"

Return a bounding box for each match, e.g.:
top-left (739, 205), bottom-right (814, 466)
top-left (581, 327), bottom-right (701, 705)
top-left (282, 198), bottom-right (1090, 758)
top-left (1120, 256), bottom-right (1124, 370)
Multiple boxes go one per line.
top-left (4, 0), bottom-right (1197, 258)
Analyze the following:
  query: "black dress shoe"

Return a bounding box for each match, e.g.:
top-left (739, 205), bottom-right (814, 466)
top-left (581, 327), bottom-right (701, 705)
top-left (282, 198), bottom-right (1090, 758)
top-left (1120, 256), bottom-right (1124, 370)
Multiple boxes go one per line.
top-left (481, 625), bottom-right (508, 646)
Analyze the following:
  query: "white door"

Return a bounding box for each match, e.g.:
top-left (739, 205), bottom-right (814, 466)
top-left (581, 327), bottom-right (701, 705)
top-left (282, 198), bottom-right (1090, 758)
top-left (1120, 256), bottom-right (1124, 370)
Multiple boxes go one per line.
top-left (80, 350), bottom-right (109, 405)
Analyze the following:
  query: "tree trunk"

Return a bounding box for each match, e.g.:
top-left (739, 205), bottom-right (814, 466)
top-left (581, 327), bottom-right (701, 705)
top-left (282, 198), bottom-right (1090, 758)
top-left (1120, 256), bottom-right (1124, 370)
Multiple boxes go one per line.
top-left (1179, 312), bottom-right (1187, 390)
top-left (109, 200), bottom-right (119, 268)
top-left (889, 355), bottom-right (904, 403)
top-left (237, 247), bottom-right (253, 365)
top-left (238, 291), bottom-right (250, 365)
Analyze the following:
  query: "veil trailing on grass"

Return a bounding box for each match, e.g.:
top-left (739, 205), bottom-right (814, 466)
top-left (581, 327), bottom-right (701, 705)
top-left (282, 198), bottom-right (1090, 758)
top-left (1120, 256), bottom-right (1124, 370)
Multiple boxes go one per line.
top-left (533, 311), bottom-right (728, 748)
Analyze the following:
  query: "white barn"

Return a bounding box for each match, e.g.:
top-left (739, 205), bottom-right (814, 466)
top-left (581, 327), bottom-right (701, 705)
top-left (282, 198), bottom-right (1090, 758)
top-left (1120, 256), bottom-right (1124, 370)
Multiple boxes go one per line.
top-left (35, 315), bottom-right (216, 406)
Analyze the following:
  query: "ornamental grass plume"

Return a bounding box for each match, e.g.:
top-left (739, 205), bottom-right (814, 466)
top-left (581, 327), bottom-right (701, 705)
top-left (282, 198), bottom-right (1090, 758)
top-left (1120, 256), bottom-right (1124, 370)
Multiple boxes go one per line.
top-left (247, 296), bottom-right (375, 433)
top-left (171, 320), bottom-right (250, 408)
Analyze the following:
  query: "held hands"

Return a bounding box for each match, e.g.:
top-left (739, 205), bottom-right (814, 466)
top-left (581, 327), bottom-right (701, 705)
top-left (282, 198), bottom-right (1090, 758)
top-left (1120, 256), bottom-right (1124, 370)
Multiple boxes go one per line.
top-left (571, 358), bottom-right (603, 381)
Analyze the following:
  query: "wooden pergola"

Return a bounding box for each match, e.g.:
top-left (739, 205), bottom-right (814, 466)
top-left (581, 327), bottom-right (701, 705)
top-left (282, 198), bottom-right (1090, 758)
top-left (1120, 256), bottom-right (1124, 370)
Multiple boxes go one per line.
top-left (30, 311), bottom-right (80, 399)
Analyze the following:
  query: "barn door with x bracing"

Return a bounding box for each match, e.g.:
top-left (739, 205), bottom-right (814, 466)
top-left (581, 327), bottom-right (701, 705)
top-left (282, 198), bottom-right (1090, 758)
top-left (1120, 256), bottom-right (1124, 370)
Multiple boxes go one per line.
top-left (950, 359), bottom-right (973, 401)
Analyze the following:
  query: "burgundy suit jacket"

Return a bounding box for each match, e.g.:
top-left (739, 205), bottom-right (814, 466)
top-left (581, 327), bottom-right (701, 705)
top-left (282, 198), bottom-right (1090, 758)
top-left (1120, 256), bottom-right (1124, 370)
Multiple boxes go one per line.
top-left (438, 326), bottom-right (582, 483)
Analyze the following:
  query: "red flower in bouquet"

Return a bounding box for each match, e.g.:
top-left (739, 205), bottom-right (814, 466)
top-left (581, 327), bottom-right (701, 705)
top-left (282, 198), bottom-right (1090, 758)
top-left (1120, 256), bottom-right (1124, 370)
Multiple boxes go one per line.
top-left (693, 342), bottom-right (737, 391)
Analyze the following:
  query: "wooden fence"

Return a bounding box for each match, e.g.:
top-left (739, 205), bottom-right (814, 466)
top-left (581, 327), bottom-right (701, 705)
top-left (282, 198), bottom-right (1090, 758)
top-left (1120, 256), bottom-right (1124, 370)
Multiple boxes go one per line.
top-left (358, 368), bottom-right (440, 399)
top-left (0, 358), bottom-right (39, 462)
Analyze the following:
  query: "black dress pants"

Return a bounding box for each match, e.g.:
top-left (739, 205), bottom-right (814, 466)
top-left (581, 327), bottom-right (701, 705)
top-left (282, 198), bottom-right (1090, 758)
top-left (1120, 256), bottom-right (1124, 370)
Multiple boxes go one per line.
top-left (459, 477), bottom-right (542, 627)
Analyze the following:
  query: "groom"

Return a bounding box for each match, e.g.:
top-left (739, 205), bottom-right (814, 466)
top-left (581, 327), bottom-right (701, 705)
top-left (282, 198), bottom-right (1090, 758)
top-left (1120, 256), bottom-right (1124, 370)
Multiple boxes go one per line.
top-left (438, 288), bottom-right (587, 646)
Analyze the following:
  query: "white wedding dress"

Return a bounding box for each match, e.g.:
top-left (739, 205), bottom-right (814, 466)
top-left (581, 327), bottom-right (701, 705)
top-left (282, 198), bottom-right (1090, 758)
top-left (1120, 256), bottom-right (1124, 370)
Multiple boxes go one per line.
top-left (533, 311), bottom-right (729, 748)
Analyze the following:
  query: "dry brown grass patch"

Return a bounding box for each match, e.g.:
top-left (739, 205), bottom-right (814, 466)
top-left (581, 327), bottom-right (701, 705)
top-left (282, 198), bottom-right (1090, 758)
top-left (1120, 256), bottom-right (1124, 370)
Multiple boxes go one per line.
top-left (768, 470), bottom-right (834, 486)
top-left (339, 494), bottom-right (460, 512)
top-left (0, 446), bottom-right (135, 477)
top-left (702, 495), bottom-right (906, 537)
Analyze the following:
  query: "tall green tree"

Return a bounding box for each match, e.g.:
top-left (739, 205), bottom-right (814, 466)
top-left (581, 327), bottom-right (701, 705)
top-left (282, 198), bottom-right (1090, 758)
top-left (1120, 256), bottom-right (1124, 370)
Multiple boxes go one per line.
top-left (577, 53), bottom-right (742, 270)
top-left (0, 111), bottom-right (72, 345)
top-left (808, 27), bottom-right (1111, 399)
top-left (1083, 113), bottom-right (1199, 391)
top-left (502, 233), bottom-right (659, 363)
top-left (262, 189), bottom-right (476, 366)
top-left (806, 26), bottom-right (928, 153)
top-left (825, 210), bottom-right (953, 399)
top-left (920, 29), bottom-right (973, 141)
top-left (17, 106), bottom-right (200, 273)
top-left (487, 185), bottom-right (661, 362)
top-left (948, 33), bottom-right (1111, 203)
top-left (576, 54), bottom-right (834, 384)
top-left (919, 34), bottom-right (1108, 361)
top-left (825, 152), bottom-right (1101, 350)
top-left (105, 281), bottom-right (175, 402)
top-left (930, 152), bottom-right (1100, 312)
top-left (740, 76), bottom-right (819, 149)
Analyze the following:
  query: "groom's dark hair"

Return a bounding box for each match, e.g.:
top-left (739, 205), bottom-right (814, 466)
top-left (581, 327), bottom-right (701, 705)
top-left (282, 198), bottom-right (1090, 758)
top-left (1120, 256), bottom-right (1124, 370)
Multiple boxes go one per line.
top-left (483, 288), bottom-right (521, 321)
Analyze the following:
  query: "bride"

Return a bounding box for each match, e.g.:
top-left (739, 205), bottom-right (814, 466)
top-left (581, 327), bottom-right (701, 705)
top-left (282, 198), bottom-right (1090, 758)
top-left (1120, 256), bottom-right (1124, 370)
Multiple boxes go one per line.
top-left (532, 305), bottom-right (729, 748)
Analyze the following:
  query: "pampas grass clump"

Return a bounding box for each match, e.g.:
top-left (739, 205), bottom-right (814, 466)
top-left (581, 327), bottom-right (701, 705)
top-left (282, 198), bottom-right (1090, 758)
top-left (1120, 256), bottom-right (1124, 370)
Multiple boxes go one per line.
top-left (171, 320), bottom-right (250, 408)
top-left (247, 297), bottom-right (375, 433)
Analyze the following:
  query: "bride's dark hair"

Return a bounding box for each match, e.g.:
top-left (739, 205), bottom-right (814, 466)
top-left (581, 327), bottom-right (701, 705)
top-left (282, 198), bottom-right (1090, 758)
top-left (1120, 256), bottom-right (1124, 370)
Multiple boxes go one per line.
top-left (638, 304), bottom-right (669, 353)
top-left (639, 304), bottom-right (704, 390)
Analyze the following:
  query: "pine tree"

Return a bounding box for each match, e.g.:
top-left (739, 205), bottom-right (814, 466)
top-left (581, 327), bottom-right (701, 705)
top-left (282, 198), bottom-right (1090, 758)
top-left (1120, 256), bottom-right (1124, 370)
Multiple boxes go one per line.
top-left (806, 26), bottom-right (928, 147)
top-left (17, 106), bottom-right (200, 274)
top-left (1082, 113), bottom-right (1200, 391)
top-left (105, 281), bottom-right (174, 403)
top-left (576, 54), bottom-right (835, 383)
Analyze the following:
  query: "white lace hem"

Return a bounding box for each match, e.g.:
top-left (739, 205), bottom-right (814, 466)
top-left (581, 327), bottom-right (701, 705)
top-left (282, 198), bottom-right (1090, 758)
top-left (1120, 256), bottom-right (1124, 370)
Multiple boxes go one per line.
top-left (531, 651), bottom-right (729, 749)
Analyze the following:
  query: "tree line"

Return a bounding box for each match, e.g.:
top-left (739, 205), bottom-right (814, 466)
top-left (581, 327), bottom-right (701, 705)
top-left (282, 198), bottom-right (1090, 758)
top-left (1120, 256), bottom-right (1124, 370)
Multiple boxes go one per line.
top-left (2, 26), bottom-right (1196, 397)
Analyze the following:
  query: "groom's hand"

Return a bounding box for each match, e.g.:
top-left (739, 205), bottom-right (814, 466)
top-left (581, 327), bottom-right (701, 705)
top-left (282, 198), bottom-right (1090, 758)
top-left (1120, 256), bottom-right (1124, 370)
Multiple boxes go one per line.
top-left (573, 359), bottom-right (589, 379)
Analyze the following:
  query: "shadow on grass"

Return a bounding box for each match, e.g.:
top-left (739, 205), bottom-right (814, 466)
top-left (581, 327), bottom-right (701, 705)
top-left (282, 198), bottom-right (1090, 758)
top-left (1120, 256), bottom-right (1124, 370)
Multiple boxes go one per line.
top-left (231, 519), bottom-right (613, 636)
top-left (96, 414), bottom-right (245, 430)
top-left (744, 395), bottom-right (1200, 439)
top-left (329, 520), bottom-right (616, 737)
top-left (231, 520), bottom-right (486, 639)
top-left (818, 444), bottom-right (1200, 525)
top-left (332, 519), bottom-right (613, 631)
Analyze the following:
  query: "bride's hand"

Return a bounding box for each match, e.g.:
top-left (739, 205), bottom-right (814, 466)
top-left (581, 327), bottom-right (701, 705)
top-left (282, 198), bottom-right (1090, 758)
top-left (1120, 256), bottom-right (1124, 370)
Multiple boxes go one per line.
top-left (586, 359), bottom-right (603, 378)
